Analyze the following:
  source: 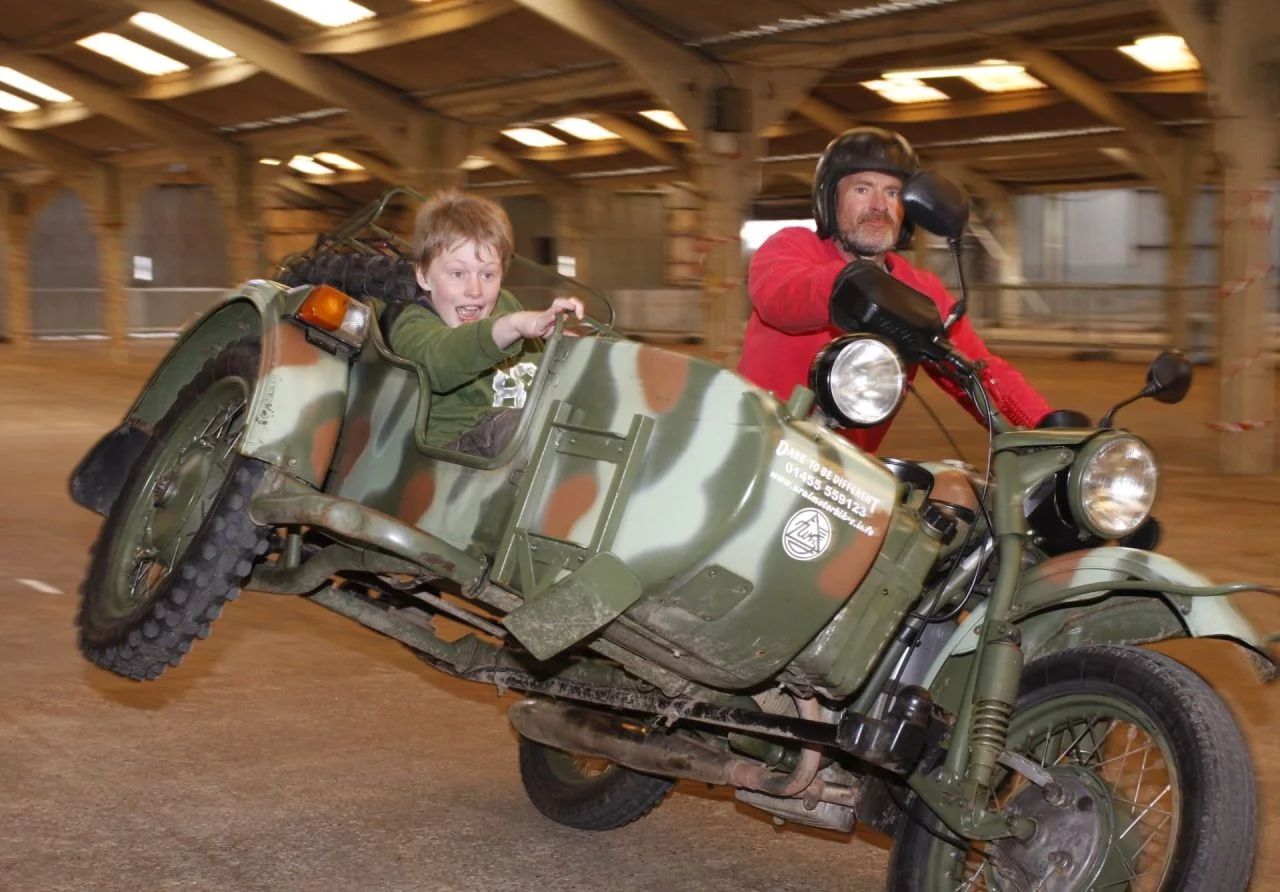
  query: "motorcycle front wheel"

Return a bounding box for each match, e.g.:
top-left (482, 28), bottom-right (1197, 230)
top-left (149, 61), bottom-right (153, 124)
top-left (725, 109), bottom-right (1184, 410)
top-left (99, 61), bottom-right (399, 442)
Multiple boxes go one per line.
top-left (888, 645), bottom-right (1256, 891)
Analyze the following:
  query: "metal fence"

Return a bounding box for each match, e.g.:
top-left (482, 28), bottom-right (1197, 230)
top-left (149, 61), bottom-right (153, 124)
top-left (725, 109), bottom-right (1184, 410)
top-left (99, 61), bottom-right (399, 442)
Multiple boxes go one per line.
top-left (29, 287), bottom-right (229, 339)
top-left (963, 282), bottom-right (1280, 358)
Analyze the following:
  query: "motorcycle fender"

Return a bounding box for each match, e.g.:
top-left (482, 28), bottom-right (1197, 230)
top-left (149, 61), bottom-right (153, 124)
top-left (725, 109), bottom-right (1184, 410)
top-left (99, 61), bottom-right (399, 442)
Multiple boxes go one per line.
top-left (922, 548), bottom-right (1276, 711)
top-left (238, 288), bottom-right (350, 487)
top-left (69, 282), bottom-right (348, 517)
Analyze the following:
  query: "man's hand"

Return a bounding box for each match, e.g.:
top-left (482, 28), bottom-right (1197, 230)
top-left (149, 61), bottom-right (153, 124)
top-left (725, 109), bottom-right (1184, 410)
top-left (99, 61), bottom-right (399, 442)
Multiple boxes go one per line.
top-left (492, 297), bottom-right (585, 349)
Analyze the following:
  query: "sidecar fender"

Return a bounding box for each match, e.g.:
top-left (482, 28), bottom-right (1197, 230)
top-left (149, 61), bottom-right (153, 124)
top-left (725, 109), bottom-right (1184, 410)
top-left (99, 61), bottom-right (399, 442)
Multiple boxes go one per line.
top-left (923, 548), bottom-right (1276, 711)
top-left (70, 281), bottom-right (349, 516)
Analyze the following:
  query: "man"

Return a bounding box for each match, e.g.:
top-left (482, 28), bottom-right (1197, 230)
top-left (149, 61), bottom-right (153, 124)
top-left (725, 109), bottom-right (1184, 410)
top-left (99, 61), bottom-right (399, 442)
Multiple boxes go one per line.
top-left (738, 126), bottom-right (1054, 452)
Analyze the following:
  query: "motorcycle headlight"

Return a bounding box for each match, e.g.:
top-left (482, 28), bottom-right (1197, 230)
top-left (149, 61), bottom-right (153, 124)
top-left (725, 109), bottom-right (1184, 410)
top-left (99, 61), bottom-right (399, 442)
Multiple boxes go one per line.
top-left (809, 335), bottom-right (907, 428)
top-left (1068, 434), bottom-right (1158, 539)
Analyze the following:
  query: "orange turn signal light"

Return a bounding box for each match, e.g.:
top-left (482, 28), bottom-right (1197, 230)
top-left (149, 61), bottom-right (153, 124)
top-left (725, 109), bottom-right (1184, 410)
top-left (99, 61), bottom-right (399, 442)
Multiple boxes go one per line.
top-left (297, 284), bottom-right (350, 332)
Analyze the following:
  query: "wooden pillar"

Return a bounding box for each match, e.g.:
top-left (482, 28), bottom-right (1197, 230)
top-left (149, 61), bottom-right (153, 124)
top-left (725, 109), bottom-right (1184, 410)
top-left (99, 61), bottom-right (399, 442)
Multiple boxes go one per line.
top-left (403, 118), bottom-right (468, 197)
top-left (552, 188), bottom-right (603, 288)
top-left (1163, 138), bottom-right (1203, 352)
top-left (697, 155), bottom-right (756, 365)
top-left (993, 196), bottom-right (1023, 327)
top-left (3, 190), bottom-right (31, 351)
top-left (1213, 115), bottom-right (1276, 473)
top-left (85, 170), bottom-right (129, 362)
top-left (215, 148), bottom-right (268, 285)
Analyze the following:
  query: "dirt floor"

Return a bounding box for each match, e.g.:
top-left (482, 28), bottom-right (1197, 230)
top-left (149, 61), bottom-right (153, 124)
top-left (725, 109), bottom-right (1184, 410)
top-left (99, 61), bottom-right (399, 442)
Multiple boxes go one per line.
top-left (1, 341), bottom-right (1277, 892)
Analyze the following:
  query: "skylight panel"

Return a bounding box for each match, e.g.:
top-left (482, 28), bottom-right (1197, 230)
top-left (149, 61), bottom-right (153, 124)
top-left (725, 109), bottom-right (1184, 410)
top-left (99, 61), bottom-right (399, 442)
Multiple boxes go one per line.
top-left (0, 91), bottom-right (39, 113)
top-left (262, 0), bottom-right (376, 28)
top-left (76, 34), bottom-right (188, 76)
top-left (1118, 35), bottom-right (1200, 73)
top-left (288, 155), bottom-right (334, 175)
top-left (130, 13), bottom-right (236, 60)
top-left (550, 117), bottom-right (619, 141)
top-left (502, 127), bottom-right (566, 148)
top-left (313, 151), bottom-right (363, 170)
top-left (0, 67), bottom-right (72, 102)
top-left (860, 78), bottom-right (949, 104)
top-left (638, 109), bottom-right (686, 131)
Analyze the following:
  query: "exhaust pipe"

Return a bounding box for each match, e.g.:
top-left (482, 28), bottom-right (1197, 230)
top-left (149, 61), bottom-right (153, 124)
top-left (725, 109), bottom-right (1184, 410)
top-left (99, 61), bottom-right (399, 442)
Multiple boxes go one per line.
top-left (508, 697), bottom-right (824, 797)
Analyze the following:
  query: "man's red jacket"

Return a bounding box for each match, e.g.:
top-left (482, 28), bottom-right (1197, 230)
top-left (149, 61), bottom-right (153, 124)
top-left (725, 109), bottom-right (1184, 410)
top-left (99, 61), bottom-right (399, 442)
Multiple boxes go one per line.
top-left (737, 226), bottom-right (1053, 453)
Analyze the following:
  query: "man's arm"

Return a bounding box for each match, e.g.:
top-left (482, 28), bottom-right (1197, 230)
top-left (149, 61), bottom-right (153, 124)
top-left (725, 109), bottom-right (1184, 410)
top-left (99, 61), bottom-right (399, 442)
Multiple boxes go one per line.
top-left (748, 228), bottom-right (844, 332)
top-left (389, 304), bottom-right (520, 393)
top-left (917, 278), bottom-right (1053, 428)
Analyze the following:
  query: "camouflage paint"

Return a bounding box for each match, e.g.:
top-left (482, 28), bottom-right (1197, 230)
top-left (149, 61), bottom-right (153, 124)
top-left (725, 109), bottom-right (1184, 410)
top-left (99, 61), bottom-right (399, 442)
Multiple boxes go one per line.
top-left (922, 546), bottom-right (1277, 710)
top-left (238, 285), bottom-right (352, 488)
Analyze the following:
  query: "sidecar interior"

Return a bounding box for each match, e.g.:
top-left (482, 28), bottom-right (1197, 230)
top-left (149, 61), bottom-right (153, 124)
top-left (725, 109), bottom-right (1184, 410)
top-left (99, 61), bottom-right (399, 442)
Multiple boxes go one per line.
top-left (355, 292), bottom-right (544, 468)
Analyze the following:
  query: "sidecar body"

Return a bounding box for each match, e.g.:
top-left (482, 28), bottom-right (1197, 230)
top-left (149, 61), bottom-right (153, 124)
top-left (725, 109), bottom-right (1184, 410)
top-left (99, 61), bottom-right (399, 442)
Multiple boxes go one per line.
top-left (72, 276), bottom-right (962, 697)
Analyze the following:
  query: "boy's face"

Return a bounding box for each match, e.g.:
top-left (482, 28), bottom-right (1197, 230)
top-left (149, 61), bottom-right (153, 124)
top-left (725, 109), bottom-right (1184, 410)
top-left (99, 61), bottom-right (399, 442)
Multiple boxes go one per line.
top-left (416, 238), bottom-right (503, 328)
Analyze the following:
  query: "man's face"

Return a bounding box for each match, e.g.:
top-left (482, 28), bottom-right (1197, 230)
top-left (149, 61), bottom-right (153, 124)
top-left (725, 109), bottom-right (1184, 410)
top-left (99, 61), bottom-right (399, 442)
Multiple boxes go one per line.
top-left (415, 238), bottom-right (503, 328)
top-left (833, 170), bottom-right (905, 260)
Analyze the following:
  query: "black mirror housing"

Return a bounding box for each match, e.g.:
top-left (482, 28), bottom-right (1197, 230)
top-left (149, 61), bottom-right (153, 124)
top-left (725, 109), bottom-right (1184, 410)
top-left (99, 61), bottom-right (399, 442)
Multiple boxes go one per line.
top-left (902, 170), bottom-right (971, 242)
top-left (1145, 350), bottom-right (1193, 405)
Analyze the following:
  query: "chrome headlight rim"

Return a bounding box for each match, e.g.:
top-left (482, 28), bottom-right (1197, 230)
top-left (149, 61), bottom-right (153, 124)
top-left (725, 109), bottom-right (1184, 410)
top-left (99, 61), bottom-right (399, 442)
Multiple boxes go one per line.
top-left (809, 333), bottom-right (907, 429)
top-left (1067, 432), bottom-right (1159, 540)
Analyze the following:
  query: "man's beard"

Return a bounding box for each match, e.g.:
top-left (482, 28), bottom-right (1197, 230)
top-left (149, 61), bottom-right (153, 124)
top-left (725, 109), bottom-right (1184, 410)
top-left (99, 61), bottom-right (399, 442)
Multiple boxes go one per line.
top-left (835, 216), bottom-right (898, 258)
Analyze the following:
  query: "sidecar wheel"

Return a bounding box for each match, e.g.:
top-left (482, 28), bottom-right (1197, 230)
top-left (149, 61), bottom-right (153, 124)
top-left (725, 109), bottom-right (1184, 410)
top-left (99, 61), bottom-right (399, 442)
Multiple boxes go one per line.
top-left (886, 645), bottom-right (1256, 891)
top-left (77, 337), bottom-right (269, 681)
top-left (518, 736), bottom-right (674, 831)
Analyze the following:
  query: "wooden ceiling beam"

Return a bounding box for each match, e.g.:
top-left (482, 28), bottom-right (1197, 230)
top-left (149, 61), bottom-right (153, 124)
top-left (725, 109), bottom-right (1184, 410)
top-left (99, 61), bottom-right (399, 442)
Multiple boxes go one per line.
top-left (295, 0), bottom-right (517, 54)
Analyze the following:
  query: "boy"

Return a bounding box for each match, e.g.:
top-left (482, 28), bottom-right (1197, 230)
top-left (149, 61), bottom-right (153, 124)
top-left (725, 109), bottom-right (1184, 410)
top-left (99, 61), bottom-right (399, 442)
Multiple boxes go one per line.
top-left (386, 190), bottom-right (583, 455)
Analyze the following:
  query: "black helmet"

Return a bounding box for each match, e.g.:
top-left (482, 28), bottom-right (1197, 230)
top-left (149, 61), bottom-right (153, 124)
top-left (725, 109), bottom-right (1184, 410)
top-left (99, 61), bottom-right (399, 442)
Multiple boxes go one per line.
top-left (812, 127), bottom-right (918, 250)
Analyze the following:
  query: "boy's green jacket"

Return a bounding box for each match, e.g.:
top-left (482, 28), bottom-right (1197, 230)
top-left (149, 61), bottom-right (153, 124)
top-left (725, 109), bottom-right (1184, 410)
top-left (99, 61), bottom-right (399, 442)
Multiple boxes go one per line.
top-left (370, 289), bottom-right (544, 448)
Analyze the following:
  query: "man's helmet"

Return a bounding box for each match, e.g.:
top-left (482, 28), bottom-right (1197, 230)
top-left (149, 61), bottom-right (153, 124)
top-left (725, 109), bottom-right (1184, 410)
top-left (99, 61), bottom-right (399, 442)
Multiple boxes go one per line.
top-left (812, 126), bottom-right (918, 250)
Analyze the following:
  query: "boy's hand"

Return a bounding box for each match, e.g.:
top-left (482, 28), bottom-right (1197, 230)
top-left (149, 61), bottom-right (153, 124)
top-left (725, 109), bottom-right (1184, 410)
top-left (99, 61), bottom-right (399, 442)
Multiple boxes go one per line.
top-left (493, 297), bottom-right (585, 348)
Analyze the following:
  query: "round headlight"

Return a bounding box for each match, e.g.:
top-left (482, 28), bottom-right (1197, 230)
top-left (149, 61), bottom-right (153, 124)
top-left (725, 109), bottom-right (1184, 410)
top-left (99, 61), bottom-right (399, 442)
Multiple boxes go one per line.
top-left (1070, 435), bottom-right (1158, 539)
top-left (809, 335), bottom-right (907, 428)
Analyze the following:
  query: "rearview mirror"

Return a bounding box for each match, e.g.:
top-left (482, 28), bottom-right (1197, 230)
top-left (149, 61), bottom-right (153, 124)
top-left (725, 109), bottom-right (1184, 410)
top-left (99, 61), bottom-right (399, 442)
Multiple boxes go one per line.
top-left (902, 170), bottom-right (970, 242)
top-left (1145, 350), bottom-right (1193, 405)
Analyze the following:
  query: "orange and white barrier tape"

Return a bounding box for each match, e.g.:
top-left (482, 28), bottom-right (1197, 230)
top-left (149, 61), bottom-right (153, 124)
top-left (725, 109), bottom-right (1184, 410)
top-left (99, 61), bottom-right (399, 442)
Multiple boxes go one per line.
top-left (1218, 263), bottom-right (1276, 300)
top-left (1221, 349), bottom-right (1267, 381)
top-left (1206, 419), bottom-right (1273, 432)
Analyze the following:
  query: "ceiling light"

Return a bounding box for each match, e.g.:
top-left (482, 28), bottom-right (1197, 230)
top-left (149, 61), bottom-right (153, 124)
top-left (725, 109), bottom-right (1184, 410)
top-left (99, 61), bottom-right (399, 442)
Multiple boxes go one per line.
top-left (259, 157), bottom-right (282, 165)
top-left (0, 67), bottom-right (72, 102)
top-left (861, 78), bottom-right (950, 104)
top-left (0, 90), bottom-right (38, 113)
top-left (550, 117), bottom-right (619, 141)
top-left (1118, 34), bottom-right (1200, 73)
top-left (288, 155), bottom-right (334, 175)
top-left (502, 127), bottom-right (566, 148)
top-left (76, 33), bottom-right (188, 76)
top-left (129, 13), bottom-right (235, 60)
top-left (313, 151), bottom-right (363, 170)
top-left (639, 109), bottom-right (686, 131)
top-left (460, 155), bottom-right (493, 171)
top-left (262, 0), bottom-right (375, 28)
top-left (879, 60), bottom-right (1045, 93)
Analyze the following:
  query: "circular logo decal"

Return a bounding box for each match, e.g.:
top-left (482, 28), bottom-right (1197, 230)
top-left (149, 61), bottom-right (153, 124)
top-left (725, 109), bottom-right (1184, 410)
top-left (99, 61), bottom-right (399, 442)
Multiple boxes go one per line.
top-left (781, 507), bottom-right (833, 561)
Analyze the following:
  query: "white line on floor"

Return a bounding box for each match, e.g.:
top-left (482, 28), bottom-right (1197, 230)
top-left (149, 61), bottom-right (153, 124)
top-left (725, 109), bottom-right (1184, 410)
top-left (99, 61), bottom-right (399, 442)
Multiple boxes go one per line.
top-left (15, 578), bottom-right (63, 594)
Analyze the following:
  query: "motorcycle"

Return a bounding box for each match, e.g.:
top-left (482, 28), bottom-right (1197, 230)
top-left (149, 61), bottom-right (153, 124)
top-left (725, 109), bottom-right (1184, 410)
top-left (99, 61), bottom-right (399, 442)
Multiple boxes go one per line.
top-left (69, 178), bottom-right (1277, 891)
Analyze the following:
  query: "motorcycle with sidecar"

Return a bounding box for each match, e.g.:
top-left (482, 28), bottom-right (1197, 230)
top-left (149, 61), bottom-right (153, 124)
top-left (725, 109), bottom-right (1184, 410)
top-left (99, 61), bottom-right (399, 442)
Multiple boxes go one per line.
top-left (69, 178), bottom-right (1277, 891)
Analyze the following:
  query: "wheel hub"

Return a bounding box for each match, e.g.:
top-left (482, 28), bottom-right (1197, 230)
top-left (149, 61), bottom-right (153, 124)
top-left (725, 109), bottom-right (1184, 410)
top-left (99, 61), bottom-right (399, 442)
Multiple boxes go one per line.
top-left (988, 767), bottom-right (1114, 892)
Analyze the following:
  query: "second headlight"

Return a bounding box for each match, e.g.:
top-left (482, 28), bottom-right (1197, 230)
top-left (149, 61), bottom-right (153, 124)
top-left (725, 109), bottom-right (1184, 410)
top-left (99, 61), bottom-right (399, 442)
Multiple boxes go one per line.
top-left (809, 334), bottom-right (907, 428)
top-left (1069, 434), bottom-right (1159, 539)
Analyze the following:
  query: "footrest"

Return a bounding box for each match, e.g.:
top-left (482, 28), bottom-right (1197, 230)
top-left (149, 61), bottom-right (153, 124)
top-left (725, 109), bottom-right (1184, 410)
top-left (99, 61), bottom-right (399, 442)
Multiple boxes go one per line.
top-left (502, 551), bottom-right (643, 661)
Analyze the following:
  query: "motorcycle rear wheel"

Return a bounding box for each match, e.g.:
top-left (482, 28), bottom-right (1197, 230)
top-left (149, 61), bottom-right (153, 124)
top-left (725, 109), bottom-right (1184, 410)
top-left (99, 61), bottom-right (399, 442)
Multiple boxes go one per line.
top-left (887, 645), bottom-right (1256, 891)
top-left (78, 337), bottom-right (269, 680)
top-left (518, 736), bottom-right (675, 831)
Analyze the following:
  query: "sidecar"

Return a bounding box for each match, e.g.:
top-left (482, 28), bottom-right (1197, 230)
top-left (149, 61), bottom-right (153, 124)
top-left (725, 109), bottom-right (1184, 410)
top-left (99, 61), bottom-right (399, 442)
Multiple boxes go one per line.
top-left (72, 258), bottom-right (970, 700)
